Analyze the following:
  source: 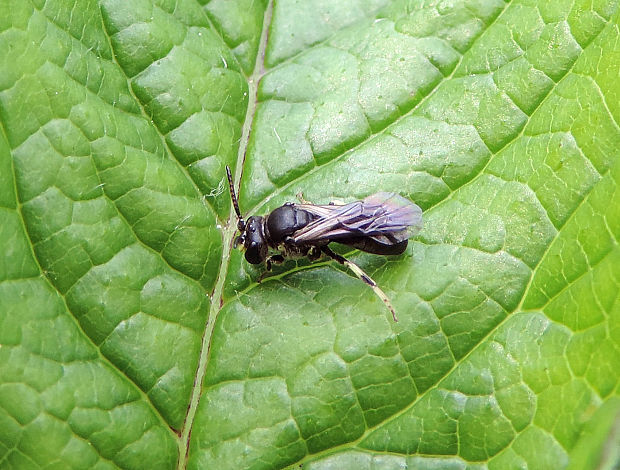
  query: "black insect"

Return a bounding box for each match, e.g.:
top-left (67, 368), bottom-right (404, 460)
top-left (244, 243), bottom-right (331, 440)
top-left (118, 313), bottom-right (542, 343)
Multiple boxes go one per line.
top-left (226, 166), bottom-right (423, 321)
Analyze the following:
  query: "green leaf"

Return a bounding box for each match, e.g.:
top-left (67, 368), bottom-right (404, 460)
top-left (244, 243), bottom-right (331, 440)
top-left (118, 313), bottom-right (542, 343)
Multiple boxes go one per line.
top-left (1, 1), bottom-right (619, 469)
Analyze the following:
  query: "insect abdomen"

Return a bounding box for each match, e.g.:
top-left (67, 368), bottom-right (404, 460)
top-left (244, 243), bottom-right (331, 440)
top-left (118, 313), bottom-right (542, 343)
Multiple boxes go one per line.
top-left (338, 237), bottom-right (408, 255)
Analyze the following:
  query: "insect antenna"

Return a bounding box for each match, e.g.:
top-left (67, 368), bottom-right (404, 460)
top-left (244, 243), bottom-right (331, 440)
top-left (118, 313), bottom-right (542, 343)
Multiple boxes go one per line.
top-left (226, 165), bottom-right (245, 231)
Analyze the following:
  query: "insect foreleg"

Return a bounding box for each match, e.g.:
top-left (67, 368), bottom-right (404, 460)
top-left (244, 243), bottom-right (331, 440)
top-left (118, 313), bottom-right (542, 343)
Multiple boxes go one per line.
top-left (320, 246), bottom-right (398, 322)
top-left (266, 254), bottom-right (285, 271)
top-left (258, 254), bottom-right (286, 283)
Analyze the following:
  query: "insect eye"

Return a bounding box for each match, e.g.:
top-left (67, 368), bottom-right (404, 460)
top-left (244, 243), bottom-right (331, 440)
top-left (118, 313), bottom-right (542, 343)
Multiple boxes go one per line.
top-left (245, 242), bottom-right (264, 264)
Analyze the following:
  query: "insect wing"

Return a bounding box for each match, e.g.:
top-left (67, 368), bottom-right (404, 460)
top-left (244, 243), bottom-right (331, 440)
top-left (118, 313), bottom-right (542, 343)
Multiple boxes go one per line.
top-left (292, 192), bottom-right (422, 244)
top-left (355, 192), bottom-right (423, 241)
top-left (292, 201), bottom-right (364, 241)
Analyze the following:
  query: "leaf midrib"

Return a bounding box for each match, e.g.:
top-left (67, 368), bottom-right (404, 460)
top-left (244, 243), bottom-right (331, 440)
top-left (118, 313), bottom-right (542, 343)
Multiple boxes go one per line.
top-left (176, 1), bottom-right (275, 468)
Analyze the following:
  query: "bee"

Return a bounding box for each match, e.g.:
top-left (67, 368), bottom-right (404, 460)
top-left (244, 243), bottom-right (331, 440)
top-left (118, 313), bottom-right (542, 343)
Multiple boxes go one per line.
top-left (226, 166), bottom-right (423, 321)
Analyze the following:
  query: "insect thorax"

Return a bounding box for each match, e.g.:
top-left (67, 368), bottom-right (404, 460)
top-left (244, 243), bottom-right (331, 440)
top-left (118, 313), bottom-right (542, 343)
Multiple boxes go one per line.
top-left (265, 204), bottom-right (317, 244)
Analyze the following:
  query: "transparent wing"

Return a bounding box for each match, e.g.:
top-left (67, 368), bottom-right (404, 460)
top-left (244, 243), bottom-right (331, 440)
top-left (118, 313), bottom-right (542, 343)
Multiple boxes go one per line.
top-left (292, 192), bottom-right (423, 245)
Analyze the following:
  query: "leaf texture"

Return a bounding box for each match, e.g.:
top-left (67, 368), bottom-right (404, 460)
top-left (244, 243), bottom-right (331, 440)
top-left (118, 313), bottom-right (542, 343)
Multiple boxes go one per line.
top-left (0, 1), bottom-right (618, 469)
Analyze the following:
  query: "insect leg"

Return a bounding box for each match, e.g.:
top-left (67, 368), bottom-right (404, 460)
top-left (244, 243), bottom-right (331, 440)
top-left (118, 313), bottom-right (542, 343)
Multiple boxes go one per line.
top-left (320, 246), bottom-right (398, 322)
top-left (296, 192), bottom-right (311, 204)
top-left (307, 246), bottom-right (321, 261)
top-left (266, 254), bottom-right (285, 271)
top-left (258, 254), bottom-right (286, 283)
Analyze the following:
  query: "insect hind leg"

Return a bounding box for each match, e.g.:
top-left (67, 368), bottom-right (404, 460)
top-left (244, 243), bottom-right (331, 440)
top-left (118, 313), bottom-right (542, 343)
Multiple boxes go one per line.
top-left (320, 246), bottom-right (398, 322)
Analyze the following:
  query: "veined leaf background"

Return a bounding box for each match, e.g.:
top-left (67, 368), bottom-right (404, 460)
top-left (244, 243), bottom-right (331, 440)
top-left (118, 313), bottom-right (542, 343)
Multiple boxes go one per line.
top-left (1, 0), bottom-right (619, 469)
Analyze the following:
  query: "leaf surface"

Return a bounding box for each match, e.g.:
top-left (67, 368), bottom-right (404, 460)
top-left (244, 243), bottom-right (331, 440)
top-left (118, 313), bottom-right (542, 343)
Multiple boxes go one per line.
top-left (0, 1), bottom-right (619, 469)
